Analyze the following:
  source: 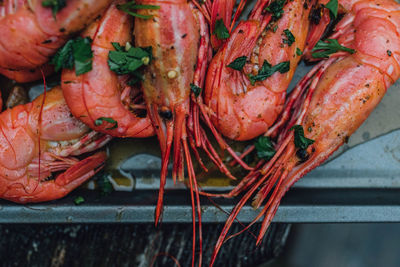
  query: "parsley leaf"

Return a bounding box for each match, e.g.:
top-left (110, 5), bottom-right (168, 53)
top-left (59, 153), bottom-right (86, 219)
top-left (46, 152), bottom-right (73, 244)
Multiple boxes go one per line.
top-left (51, 40), bottom-right (74, 71)
top-left (227, 56), bottom-right (247, 71)
top-left (72, 38), bottom-right (93, 75)
top-left (324, 0), bottom-right (338, 18)
top-left (108, 43), bottom-right (152, 76)
top-left (117, 1), bottom-right (160, 19)
top-left (291, 125), bottom-right (315, 150)
top-left (255, 136), bottom-right (276, 160)
top-left (96, 172), bottom-right (114, 196)
top-left (296, 47), bottom-right (303, 56)
top-left (50, 37), bottom-right (93, 75)
top-left (312, 39), bottom-right (355, 58)
top-left (265, 0), bottom-right (286, 20)
top-left (95, 117), bottom-right (118, 130)
top-left (74, 196), bottom-right (85, 205)
top-left (248, 60), bottom-right (290, 85)
top-left (214, 19), bottom-right (230, 40)
top-left (42, 0), bottom-right (66, 17)
top-left (190, 83), bottom-right (202, 97)
top-left (283, 29), bottom-right (295, 46)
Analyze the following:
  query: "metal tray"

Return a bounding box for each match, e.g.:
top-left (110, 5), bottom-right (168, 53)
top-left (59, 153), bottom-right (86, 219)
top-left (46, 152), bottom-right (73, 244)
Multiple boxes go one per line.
top-left (1, 63), bottom-right (400, 224)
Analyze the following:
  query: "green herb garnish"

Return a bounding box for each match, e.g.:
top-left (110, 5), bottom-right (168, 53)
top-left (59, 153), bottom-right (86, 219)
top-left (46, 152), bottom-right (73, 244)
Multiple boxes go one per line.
top-left (214, 19), bottom-right (230, 40)
top-left (96, 173), bottom-right (114, 196)
top-left (296, 48), bottom-right (303, 56)
top-left (291, 125), bottom-right (315, 150)
top-left (324, 0), bottom-right (338, 18)
top-left (190, 83), bottom-right (202, 97)
top-left (95, 117), bottom-right (118, 130)
top-left (74, 196), bottom-right (85, 205)
top-left (265, 0), bottom-right (286, 20)
top-left (117, 1), bottom-right (160, 19)
top-left (50, 37), bottom-right (93, 75)
top-left (108, 42), bottom-right (152, 76)
top-left (312, 39), bottom-right (355, 58)
top-left (227, 56), bottom-right (247, 71)
top-left (42, 0), bottom-right (66, 17)
top-left (248, 60), bottom-right (290, 85)
top-left (255, 136), bottom-right (276, 160)
top-left (283, 29), bottom-right (295, 46)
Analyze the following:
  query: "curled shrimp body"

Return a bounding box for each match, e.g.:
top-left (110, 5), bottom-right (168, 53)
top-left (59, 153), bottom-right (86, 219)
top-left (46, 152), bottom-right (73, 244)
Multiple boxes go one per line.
top-left (62, 2), bottom-right (154, 138)
top-left (0, 86), bottom-right (110, 203)
top-left (205, 0), bottom-right (314, 141)
top-left (210, 0), bottom-right (400, 264)
top-left (0, 0), bottom-right (112, 82)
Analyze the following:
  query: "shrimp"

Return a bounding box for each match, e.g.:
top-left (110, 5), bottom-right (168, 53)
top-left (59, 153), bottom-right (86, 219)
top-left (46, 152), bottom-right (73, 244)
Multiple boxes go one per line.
top-left (0, 0), bottom-right (113, 83)
top-left (62, 2), bottom-right (154, 138)
top-left (204, 0), bottom-right (315, 141)
top-left (210, 0), bottom-right (400, 264)
top-left (134, 2), bottom-right (207, 265)
top-left (0, 86), bottom-right (111, 203)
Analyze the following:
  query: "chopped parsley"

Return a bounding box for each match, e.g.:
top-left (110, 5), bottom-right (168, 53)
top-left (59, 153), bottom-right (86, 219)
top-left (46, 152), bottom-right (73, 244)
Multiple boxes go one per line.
top-left (74, 196), bottom-right (85, 205)
top-left (291, 125), bottom-right (315, 150)
top-left (42, 0), bottom-right (66, 17)
top-left (96, 172), bottom-right (114, 196)
top-left (387, 50), bottom-right (392, 57)
top-left (265, 0), bottom-right (286, 20)
top-left (296, 47), bottom-right (303, 56)
top-left (255, 136), bottom-right (276, 160)
top-left (190, 83), bottom-right (202, 97)
top-left (311, 39), bottom-right (355, 58)
top-left (95, 117), bottom-right (118, 130)
top-left (248, 60), bottom-right (290, 85)
top-left (214, 19), bottom-right (230, 40)
top-left (50, 37), bottom-right (93, 75)
top-left (324, 0), bottom-right (338, 18)
top-left (227, 56), bottom-right (247, 71)
top-left (108, 42), bottom-right (152, 83)
top-left (117, 1), bottom-right (160, 19)
top-left (283, 29), bottom-right (295, 46)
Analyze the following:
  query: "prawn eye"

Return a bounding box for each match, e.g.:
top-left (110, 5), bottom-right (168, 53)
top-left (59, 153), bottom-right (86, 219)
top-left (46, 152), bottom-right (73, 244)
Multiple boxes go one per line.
top-left (159, 108), bottom-right (173, 120)
top-left (296, 149), bottom-right (309, 162)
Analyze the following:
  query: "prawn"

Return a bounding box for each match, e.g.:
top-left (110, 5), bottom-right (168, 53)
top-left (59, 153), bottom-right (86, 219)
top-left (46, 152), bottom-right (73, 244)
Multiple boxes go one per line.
top-left (0, 86), bottom-right (110, 203)
top-left (62, 1), bottom-right (154, 138)
top-left (210, 0), bottom-right (400, 265)
top-left (204, 0), bottom-right (316, 141)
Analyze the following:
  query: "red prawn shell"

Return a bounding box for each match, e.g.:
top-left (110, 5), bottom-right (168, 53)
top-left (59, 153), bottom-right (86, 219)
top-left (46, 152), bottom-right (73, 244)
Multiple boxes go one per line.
top-left (0, 87), bottom-right (105, 203)
top-left (62, 2), bottom-right (154, 138)
top-left (205, 0), bottom-right (312, 141)
top-left (134, 0), bottom-right (200, 112)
